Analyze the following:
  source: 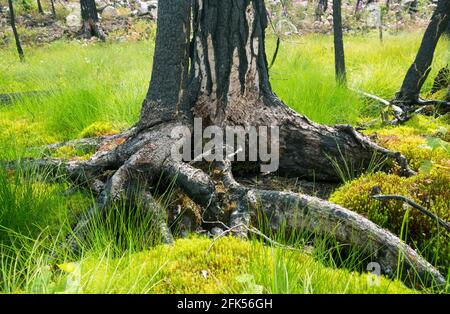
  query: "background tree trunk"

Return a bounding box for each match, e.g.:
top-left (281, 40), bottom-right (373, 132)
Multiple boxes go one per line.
top-left (316, 0), bottom-right (328, 21)
top-left (50, 0), bottom-right (56, 18)
top-left (7, 0), bottom-right (24, 62)
top-left (333, 0), bottom-right (346, 85)
top-left (355, 0), bottom-right (362, 15)
top-left (80, 0), bottom-right (106, 40)
top-left (394, 0), bottom-right (450, 106)
top-left (407, 0), bottom-right (418, 17)
top-left (37, 0), bottom-right (44, 14)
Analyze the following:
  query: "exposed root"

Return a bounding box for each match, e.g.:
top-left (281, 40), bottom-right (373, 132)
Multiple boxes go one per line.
top-left (213, 160), bottom-right (446, 289)
top-left (352, 88), bottom-right (449, 124)
top-left (334, 124), bottom-right (416, 177)
top-left (2, 118), bottom-right (445, 290)
top-left (38, 127), bottom-right (137, 154)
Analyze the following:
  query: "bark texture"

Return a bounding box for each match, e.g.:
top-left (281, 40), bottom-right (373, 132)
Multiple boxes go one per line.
top-left (80, 0), bottom-right (106, 40)
top-left (394, 0), bottom-right (450, 108)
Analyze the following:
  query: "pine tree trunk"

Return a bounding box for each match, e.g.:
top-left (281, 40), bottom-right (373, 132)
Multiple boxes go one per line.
top-left (316, 0), bottom-right (328, 21)
top-left (80, 0), bottom-right (106, 40)
top-left (37, 0), bottom-right (44, 14)
top-left (50, 0), bottom-right (56, 18)
top-left (333, 0), bottom-right (346, 84)
top-left (8, 0), bottom-right (24, 62)
top-left (394, 0), bottom-right (450, 107)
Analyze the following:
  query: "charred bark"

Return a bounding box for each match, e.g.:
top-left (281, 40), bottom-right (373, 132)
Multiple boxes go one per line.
top-left (8, 0), bottom-right (443, 289)
top-left (37, 0), bottom-right (44, 14)
top-left (332, 0), bottom-right (346, 85)
top-left (50, 0), bottom-right (56, 18)
top-left (7, 0), bottom-right (24, 62)
top-left (315, 0), bottom-right (328, 21)
top-left (394, 0), bottom-right (450, 110)
top-left (80, 0), bottom-right (106, 40)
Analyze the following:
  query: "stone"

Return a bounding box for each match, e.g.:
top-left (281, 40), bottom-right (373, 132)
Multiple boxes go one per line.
top-left (149, 6), bottom-right (157, 20)
top-left (66, 14), bottom-right (81, 28)
top-left (95, 0), bottom-right (109, 11)
top-left (102, 6), bottom-right (118, 19)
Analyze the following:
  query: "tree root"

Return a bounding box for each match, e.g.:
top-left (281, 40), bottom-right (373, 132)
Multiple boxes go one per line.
top-left (352, 88), bottom-right (450, 124)
top-left (214, 160), bottom-right (446, 289)
top-left (2, 119), bottom-right (446, 290)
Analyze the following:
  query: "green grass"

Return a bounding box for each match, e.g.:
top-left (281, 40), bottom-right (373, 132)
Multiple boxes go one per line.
top-left (270, 32), bottom-right (449, 124)
top-left (1, 234), bottom-right (415, 294)
top-left (0, 30), bottom-right (449, 294)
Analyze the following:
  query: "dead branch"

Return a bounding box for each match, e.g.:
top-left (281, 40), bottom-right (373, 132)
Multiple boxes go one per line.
top-left (372, 194), bottom-right (450, 232)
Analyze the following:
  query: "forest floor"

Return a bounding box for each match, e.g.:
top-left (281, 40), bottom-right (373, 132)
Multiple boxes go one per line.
top-left (0, 31), bottom-right (449, 293)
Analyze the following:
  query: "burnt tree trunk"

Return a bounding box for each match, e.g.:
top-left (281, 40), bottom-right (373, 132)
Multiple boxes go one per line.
top-left (80, 0), bottom-right (105, 40)
top-left (8, 0), bottom-right (24, 62)
top-left (355, 0), bottom-right (363, 15)
top-left (394, 0), bottom-right (450, 108)
top-left (50, 0), bottom-right (56, 18)
top-left (407, 0), bottom-right (418, 17)
top-left (37, 0), bottom-right (44, 14)
top-left (333, 0), bottom-right (346, 84)
top-left (15, 0), bottom-right (445, 289)
top-left (315, 0), bottom-right (328, 21)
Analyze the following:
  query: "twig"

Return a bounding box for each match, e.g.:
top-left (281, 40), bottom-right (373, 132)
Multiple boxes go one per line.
top-left (372, 194), bottom-right (450, 232)
top-left (206, 223), bottom-right (299, 254)
top-left (350, 88), bottom-right (391, 106)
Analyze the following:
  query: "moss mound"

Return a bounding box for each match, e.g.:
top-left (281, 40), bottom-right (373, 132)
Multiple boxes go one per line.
top-left (79, 237), bottom-right (413, 294)
top-left (330, 171), bottom-right (450, 274)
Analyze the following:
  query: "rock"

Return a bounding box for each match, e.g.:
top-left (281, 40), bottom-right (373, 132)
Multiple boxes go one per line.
top-left (148, 0), bottom-right (158, 8)
top-left (95, 0), bottom-right (109, 11)
top-left (137, 1), bottom-right (149, 15)
top-left (136, 0), bottom-right (157, 16)
top-left (66, 14), bottom-right (81, 28)
top-left (210, 227), bottom-right (223, 237)
top-left (365, 2), bottom-right (381, 28)
top-left (102, 6), bottom-right (118, 19)
top-left (149, 6), bottom-right (157, 19)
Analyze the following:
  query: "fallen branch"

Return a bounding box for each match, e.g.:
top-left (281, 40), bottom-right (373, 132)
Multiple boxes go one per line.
top-left (372, 194), bottom-right (450, 232)
top-left (351, 88), bottom-right (390, 106)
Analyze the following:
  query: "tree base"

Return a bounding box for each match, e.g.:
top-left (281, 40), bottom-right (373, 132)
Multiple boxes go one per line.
top-left (8, 108), bottom-right (445, 289)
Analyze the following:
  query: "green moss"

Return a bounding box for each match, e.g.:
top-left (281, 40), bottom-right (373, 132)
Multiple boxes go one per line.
top-left (330, 171), bottom-right (450, 274)
top-left (79, 237), bottom-right (413, 294)
top-left (78, 122), bottom-right (119, 139)
top-left (52, 145), bottom-right (92, 161)
top-left (365, 115), bottom-right (450, 171)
